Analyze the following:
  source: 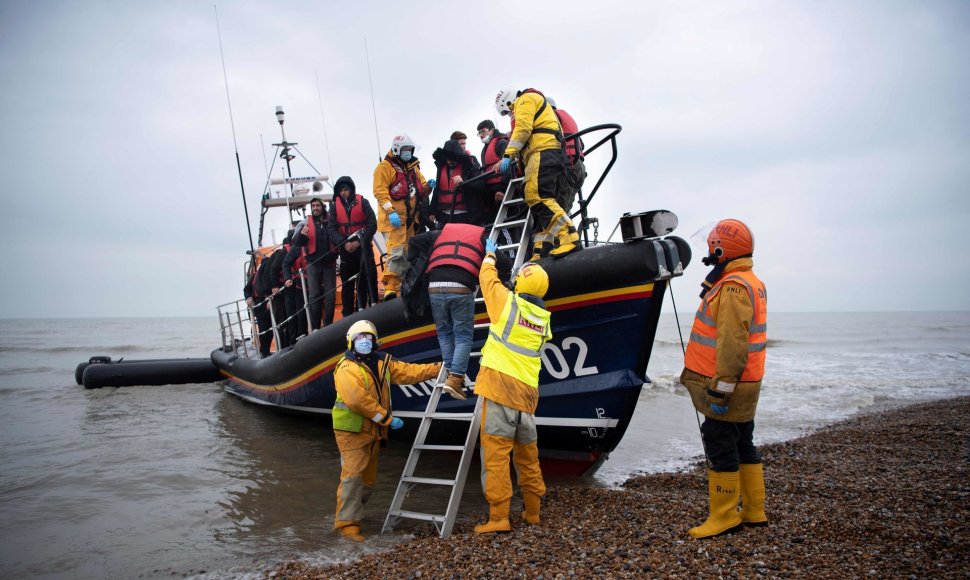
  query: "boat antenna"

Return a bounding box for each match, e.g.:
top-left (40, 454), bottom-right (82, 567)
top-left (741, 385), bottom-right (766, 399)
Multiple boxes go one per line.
top-left (364, 38), bottom-right (382, 161)
top-left (314, 70), bottom-right (335, 179)
top-left (259, 134), bottom-right (269, 175)
top-left (214, 5), bottom-right (255, 255)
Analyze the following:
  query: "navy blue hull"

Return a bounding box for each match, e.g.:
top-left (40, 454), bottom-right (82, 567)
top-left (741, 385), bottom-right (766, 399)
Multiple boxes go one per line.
top-left (215, 238), bottom-right (689, 476)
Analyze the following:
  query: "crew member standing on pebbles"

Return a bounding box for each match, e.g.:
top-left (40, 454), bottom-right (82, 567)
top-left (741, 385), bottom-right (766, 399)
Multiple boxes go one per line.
top-left (474, 243), bottom-right (552, 534)
top-left (680, 219), bottom-right (768, 539)
top-left (332, 320), bottom-right (441, 542)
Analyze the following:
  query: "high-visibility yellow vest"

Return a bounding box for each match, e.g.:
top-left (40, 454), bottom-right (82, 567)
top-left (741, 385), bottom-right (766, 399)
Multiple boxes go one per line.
top-left (481, 293), bottom-right (552, 388)
top-left (684, 269), bottom-right (767, 381)
top-left (332, 358), bottom-right (391, 432)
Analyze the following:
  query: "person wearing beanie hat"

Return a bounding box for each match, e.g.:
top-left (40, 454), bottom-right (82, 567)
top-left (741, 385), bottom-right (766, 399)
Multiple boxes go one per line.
top-left (431, 139), bottom-right (485, 226)
top-left (328, 176), bottom-right (378, 315)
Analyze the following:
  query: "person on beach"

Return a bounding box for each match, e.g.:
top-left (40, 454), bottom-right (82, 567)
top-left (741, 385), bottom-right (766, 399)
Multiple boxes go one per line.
top-left (373, 134), bottom-right (432, 301)
top-left (474, 247), bottom-right (552, 534)
top-left (332, 320), bottom-right (441, 542)
top-left (680, 218), bottom-right (768, 539)
top-left (494, 87), bottom-right (581, 260)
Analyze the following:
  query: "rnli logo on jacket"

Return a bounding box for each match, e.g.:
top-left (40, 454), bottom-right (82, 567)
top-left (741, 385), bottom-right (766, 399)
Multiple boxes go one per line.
top-left (517, 315), bottom-right (544, 333)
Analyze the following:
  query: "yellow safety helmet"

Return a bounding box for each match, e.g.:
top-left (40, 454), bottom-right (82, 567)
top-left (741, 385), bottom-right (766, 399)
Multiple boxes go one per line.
top-left (346, 320), bottom-right (379, 350)
top-left (513, 263), bottom-right (549, 298)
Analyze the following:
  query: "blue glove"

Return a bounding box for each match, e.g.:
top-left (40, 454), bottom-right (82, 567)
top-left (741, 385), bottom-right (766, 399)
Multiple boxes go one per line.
top-left (427, 178), bottom-right (436, 189)
top-left (485, 238), bottom-right (498, 253)
top-left (710, 403), bottom-right (729, 415)
top-left (388, 211), bottom-right (402, 228)
top-left (389, 417), bottom-right (404, 430)
top-left (498, 157), bottom-right (512, 176)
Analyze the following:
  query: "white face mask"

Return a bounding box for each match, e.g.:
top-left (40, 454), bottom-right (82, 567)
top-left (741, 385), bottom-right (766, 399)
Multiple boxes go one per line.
top-left (481, 134), bottom-right (492, 145)
top-left (399, 150), bottom-right (413, 162)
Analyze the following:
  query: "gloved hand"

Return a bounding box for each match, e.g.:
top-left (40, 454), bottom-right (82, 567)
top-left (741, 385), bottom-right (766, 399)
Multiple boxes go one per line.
top-left (389, 417), bottom-right (404, 430)
top-left (485, 238), bottom-right (498, 253)
top-left (388, 211), bottom-right (402, 228)
top-left (498, 157), bottom-right (513, 176)
top-left (710, 403), bottom-right (729, 415)
top-left (427, 178), bottom-right (436, 189)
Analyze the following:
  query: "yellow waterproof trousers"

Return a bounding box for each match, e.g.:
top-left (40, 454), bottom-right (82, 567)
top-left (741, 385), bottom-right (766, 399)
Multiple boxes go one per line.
top-left (523, 148), bottom-right (578, 258)
top-left (479, 398), bottom-right (546, 505)
top-left (334, 439), bottom-right (381, 530)
top-left (380, 199), bottom-right (415, 295)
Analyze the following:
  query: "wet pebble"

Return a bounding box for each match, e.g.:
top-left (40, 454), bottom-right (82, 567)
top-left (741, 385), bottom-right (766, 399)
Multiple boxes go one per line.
top-left (263, 397), bottom-right (970, 579)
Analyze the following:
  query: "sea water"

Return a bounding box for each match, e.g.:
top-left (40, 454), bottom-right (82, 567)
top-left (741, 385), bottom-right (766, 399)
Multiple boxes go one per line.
top-left (0, 312), bottom-right (968, 578)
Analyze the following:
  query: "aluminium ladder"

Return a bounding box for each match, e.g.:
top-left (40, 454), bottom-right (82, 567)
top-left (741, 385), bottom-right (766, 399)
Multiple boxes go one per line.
top-left (382, 176), bottom-right (534, 538)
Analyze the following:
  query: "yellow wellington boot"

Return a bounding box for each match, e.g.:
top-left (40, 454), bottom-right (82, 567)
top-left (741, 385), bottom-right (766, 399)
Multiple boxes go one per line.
top-left (549, 230), bottom-right (581, 258)
top-left (521, 492), bottom-right (541, 525)
top-left (689, 470), bottom-right (743, 539)
top-left (740, 463), bottom-right (768, 526)
top-left (474, 499), bottom-right (512, 534)
top-left (340, 525), bottom-right (365, 542)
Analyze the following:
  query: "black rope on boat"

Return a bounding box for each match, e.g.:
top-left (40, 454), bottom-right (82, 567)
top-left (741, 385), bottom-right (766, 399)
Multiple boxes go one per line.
top-left (668, 279), bottom-right (711, 469)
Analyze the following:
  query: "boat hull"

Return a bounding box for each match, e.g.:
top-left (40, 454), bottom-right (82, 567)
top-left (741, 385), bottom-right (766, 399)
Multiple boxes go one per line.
top-left (214, 238), bottom-right (690, 476)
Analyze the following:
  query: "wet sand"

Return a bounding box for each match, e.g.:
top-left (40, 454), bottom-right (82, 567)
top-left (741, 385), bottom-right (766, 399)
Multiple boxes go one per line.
top-left (266, 397), bottom-right (969, 578)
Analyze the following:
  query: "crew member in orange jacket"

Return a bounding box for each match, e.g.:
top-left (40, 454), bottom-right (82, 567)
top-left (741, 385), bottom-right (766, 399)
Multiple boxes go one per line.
top-left (332, 320), bottom-right (441, 542)
top-left (680, 218), bottom-right (768, 539)
top-left (373, 134), bottom-right (431, 301)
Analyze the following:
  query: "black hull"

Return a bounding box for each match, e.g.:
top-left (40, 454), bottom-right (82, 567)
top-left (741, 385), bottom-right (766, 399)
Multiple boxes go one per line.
top-left (78, 357), bottom-right (221, 389)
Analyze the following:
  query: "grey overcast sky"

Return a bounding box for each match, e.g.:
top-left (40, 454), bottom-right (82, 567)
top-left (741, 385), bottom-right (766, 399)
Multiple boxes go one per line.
top-left (1, 0), bottom-right (967, 318)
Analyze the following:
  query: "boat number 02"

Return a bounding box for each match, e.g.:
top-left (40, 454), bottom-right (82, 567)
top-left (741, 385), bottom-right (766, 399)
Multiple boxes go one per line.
top-left (541, 337), bottom-right (599, 379)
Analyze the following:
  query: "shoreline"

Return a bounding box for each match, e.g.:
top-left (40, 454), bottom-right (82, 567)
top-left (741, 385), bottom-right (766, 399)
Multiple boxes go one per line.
top-left (266, 396), bottom-right (969, 578)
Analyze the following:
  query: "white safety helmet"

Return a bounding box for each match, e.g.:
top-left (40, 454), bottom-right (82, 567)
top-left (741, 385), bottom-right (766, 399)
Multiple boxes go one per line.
top-left (346, 319), bottom-right (379, 350)
top-left (390, 134), bottom-right (416, 157)
top-left (494, 87), bottom-right (518, 116)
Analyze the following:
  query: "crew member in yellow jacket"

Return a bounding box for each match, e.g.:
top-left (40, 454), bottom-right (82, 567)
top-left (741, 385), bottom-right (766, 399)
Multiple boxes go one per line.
top-left (680, 219), bottom-right (768, 539)
top-left (473, 238), bottom-right (552, 533)
top-left (373, 134), bottom-right (432, 300)
top-left (332, 320), bottom-right (441, 542)
top-left (494, 87), bottom-right (580, 260)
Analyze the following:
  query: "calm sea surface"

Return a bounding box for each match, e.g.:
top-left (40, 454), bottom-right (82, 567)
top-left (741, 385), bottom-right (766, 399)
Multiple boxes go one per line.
top-left (1, 312), bottom-right (968, 578)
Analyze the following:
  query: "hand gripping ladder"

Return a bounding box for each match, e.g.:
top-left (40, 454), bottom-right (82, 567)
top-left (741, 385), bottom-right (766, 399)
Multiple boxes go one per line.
top-left (382, 176), bottom-right (532, 538)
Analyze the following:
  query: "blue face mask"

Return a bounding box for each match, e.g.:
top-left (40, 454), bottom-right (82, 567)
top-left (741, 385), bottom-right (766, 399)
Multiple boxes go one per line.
top-left (399, 150), bottom-right (413, 162)
top-left (354, 337), bottom-right (373, 355)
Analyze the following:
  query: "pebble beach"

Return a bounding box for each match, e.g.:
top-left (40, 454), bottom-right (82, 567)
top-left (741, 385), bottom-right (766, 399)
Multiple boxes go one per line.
top-left (266, 396), bottom-right (969, 579)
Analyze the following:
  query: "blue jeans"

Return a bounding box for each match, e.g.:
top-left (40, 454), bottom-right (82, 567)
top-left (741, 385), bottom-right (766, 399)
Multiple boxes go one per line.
top-left (430, 292), bottom-right (476, 376)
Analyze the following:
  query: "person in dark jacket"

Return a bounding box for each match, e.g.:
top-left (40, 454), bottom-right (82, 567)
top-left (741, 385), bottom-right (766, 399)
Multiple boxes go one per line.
top-left (431, 139), bottom-right (485, 226)
top-left (280, 222), bottom-right (309, 344)
top-left (244, 259), bottom-right (273, 357)
top-left (328, 176), bottom-right (379, 316)
top-left (293, 197), bottom-right (340, 329)
top-left (477, 119), bottom-right (511, 226)
top-left (261, 242), bottom-right (291, 348)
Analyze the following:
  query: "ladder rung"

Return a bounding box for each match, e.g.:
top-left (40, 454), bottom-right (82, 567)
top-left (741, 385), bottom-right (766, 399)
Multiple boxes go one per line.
top-left (402, 476), bottom-right (456, 486)
top-left (390, 509), bottom-right (445, 523)
top-left (501, 198), bottom-right (526, 206)
top-left (429, 412), bottom-right (475, 421)
top-left (414, 444), bottom-right (465, 452)
top-left (496, 218), bottom-right (528, 228)
top-left (474, 322), bottom-right (490, 329)
top-left (469, 352), bottom-right (482, 358)
top-left (497, 243), bottom-right (519, 251)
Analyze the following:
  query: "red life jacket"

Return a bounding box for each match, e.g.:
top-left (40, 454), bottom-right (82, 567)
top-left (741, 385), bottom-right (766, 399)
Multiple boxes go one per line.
top-left (286, 244), bottom-right (308, 287)
top-left (388, 160), bottom-right (421, 200)
top-left (305, 215), bottom-right (334, 257)
top-left (555, 108), bottom-right (583, 165)
top-left (435, 163), bottom-right (467, 212)
top-left (334, 195), bottom-right (368, 238)
top-left (425, 223), bottom-right (486, 276)
top-left (481, 134), bottom-right (506, 186)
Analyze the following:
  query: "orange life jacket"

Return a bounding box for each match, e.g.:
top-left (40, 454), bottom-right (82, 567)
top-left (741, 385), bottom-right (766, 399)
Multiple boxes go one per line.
top-left (684, 268), bottom-right (767, 382)
top-left (425, 223), bottom-right (486, 277)
top-left (334, 196), bottom-right (368, 238)
top-left (435, 163), bottom-right (467, 212)
top-left (305, 215), bottom-right (333, 257)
